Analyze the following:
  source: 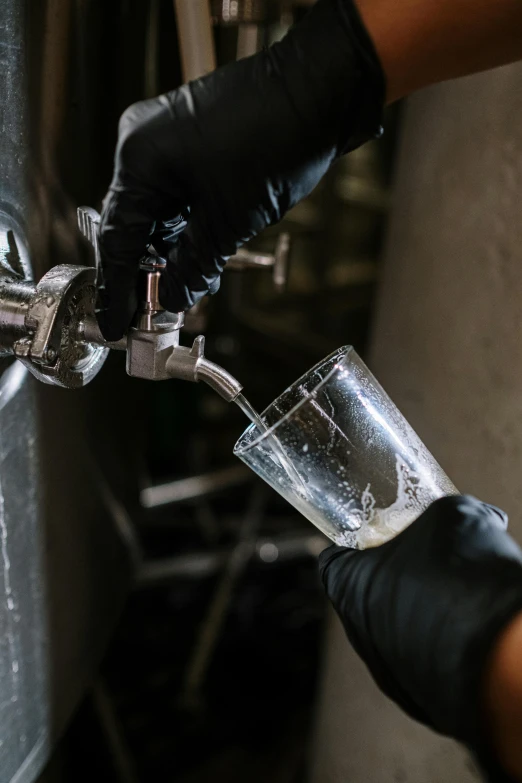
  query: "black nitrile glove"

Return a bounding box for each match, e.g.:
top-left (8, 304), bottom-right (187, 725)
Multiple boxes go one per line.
top-left (98, 0), bottom-right (385, 340)
top-left (319, 495), bottom-right (522, 782)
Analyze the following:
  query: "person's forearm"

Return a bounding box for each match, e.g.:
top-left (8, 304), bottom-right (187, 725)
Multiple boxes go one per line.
top-left (484, 610), bottom-right (522, 780)
top-left (354, 0), bottom-right (522, 103)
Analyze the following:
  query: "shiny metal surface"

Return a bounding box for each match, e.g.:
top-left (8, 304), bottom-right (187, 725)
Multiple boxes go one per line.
top-left (0, 265), bottom-right (109, 387)
top-left (0, 280), bottom-right (33, 351)
top-left (188, 338), bottom-right (244, 401)
top-left (135, 254), bottom-right (178, 332)
top-left (162, 334), bottom-right (242, 401)
top-left (77, 211), bottom-right (243, 398)
top-left (0, 363), bottom-right (46, 783)
top-left (125, 318), bottom-right (243, 401)
top-left (106, 224), bottom-right (244, 398)
top-left (141, 464), bottom-right (250, 507)
top-left (77, 207), bottom-right (101, 281)
top-left (14, 266), bottom-right (109, 388)
top-left (227, 232), bottom-right (290, 291)
top-left (142, 266), bottom-right (162, 314)
top-left (79, 317), bottom-right (127, 352)
top-left (0, 199), bottom-right (242, 398)
top-left (210, 0), bottom-right (269, 24)
top-left (0, 242), bottom-right (244, 399)
top-left (0, 1), bottom-right (136, 780)
top-left (125, 289), bottom-right (243, 398)
top-left (126, 323), bottom-right (178, 381)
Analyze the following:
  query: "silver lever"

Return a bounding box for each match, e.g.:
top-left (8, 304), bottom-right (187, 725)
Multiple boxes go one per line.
top-left (77, 206), bottom-right (102, 282)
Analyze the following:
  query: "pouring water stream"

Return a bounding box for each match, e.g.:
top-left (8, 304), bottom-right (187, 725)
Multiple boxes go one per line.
top-left (235, 393), bottom-right (308, 495)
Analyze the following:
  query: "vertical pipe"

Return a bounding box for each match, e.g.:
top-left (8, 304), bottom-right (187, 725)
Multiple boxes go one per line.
top-left (144, 0), bottom-right (161, 98)
top-left (173, 0), bottom-right (216, 82)
top-left (236, 23), bottom-right (260, 59)
top-left (40, 0), bottom-right (72, 188)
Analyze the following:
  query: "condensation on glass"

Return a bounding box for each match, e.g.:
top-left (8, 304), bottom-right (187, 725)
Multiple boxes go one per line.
top-left (0, 2), bottom-right (135, 781)
top-left (235, 347), bottom-right (457, 548)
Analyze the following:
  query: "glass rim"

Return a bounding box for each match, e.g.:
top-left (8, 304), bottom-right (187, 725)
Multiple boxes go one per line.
top-left (233, 345), bottom-right (353, 457)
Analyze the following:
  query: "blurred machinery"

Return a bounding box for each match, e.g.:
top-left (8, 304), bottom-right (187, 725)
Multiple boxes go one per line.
top-left (0, 207), bottom-right (245, 400)
top-left (0, 1), bottom-right (394, 782)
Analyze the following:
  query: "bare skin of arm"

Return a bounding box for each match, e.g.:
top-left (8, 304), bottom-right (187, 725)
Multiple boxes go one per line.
top-left (354, 0), bottom-right (522, 103)
top-left (484, 611), bottom-right (522, 780)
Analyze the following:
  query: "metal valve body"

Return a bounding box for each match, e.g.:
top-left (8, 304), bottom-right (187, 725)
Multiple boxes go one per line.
top-left (0, 208), bottom-right (243, 400)
top-left (0, 264), bottom-right (108, 388)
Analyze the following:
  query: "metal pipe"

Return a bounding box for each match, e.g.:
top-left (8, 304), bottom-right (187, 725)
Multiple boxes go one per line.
top-left (236, 23), bottom-right (260, 59)
top-left (136, 532), bottom-right (328, 585)
top-left (194, 355), bottom-right (243, 401)
top-left (0, 279), bottom-right (33, 350)
top-left (0, 249), bottom-right (242, 398)
top-left (141, 464), bottom-right (250, 508)
top-left (92, 682), bottom-right (141, 783)
top-left (165, 335), bottom-right (243, 402)
top-left (174, 0), bottom-right (216, 82)
top-left (79, 316), bottom-right (127, 351)
top-left (144, 0), bottom-right (161, 98)
top-left (210, 0), bottom-right (268, 24)
top-left (179, 484), bottom-right (267, 709)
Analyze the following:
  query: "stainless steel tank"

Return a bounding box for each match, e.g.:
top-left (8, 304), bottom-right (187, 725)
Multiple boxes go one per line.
top-left (0, 1), bottom-right (144, 779)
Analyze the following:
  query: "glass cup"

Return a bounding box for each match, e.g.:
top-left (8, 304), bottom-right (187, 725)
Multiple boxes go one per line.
top-left (234, 346), bottom-right (458, 549)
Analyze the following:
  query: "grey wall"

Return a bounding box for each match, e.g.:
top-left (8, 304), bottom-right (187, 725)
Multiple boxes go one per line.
top-left (311, 61), bottom-right (522, 782)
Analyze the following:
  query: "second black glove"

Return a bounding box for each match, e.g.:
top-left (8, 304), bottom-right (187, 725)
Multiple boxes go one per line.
top-left (320, 495), bottom-right (522, 781)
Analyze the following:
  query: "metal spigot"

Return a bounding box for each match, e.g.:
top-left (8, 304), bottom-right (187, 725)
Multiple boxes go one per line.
top-left (226, 232), bottom-right (290, 292)
top-left (120, 251), bottom-right (243, 401)
top-left (79, 208), bottom-right (243, 401)
top-left (0, 208), bottom-right (244, 399)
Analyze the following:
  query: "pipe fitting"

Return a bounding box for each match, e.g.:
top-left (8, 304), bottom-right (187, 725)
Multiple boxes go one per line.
top-left (166, 335), bottom-right (243, 402)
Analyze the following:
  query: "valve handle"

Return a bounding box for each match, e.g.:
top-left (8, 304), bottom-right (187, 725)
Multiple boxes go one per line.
top-left (226, 232), bottom-right (291, 292)
top-left (77, 206), bottom-right (102, 284)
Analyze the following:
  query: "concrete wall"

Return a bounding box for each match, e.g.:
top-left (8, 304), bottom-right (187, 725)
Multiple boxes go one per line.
top-left (311, 62), bottom-right (522, 782)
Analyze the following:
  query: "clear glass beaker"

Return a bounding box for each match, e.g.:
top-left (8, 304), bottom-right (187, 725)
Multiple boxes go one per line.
top-left (234, 347), bottom-right (458, 549)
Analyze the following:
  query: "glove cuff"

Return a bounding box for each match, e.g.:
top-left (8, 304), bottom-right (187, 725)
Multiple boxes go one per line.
top-left (336, 0), bottom-right (387, 152)
top-left (271, 0), bottom-right (386, 156)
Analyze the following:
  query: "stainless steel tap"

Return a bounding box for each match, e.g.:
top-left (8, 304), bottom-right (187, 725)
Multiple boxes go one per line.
top-left (0, 207), bottom-right (244, 400)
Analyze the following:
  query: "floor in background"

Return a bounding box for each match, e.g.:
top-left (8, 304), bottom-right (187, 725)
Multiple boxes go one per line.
top-left (48, 492), bottom-right (326, 783)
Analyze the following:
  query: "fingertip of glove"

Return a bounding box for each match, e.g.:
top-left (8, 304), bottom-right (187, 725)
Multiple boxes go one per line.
top-left (207, 277), bottom-right (221, 296)
top-left (483, 502), bottom-right (509, 530)
top-left (429, 494), bottom-right (508, 530)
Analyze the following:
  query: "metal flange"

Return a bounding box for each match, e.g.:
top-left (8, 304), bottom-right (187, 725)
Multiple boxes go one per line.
top-left (13, 265), bottom-right (108, 389)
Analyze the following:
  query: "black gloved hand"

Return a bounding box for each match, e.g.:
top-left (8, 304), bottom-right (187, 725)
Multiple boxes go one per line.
top-left (319, 495), bottom-right (522, 782)
top-left (98, 0), bottom-right (385, 339)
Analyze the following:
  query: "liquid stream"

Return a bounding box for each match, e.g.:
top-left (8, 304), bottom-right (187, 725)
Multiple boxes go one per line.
top-left (235, 394), bottom-right (308, 497)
